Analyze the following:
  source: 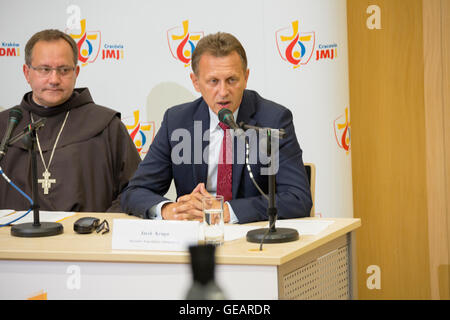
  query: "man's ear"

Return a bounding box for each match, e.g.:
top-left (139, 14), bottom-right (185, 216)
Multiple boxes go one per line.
top-left (190, 73), bottom-right (201, 93)
top-left (74, 65), bottom-right (80, 78)
top-left (23, 64), bottom-right (31, 84)
top-left (244, 68), bottom-right (250, 89)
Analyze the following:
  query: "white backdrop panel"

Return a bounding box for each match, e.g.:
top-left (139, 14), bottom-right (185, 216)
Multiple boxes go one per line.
top-left (0, 0), bottom-right (352, 218)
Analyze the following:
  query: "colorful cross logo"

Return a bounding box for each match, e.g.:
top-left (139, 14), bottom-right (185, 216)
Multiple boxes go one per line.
top-left (69, 19), bottom-right (101, 66)
top-left (167, 20), bottom-right (203, 67)
top-left (334, 107), bottom-right (351, 154)
top-left (124, 110), bottom-right (155, 157)
top-left (276, 20), bottom-right (315, 69)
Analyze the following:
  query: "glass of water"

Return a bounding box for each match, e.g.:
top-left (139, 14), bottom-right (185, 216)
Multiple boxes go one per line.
top-left (202, 195), bottom-right (224, 246)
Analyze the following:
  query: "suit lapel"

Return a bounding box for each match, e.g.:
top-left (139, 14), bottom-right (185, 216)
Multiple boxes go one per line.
top-left (233, 91), bottom-right (257, 198)
top-left (191, 100), bottom-right (209, 185)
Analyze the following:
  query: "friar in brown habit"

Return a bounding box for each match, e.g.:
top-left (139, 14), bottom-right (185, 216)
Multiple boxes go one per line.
top-left (0, 29), bottom-right (141, 212)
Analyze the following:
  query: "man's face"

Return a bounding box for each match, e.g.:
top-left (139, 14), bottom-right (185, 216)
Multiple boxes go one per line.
top-left (23, 39), bottom-right (80, 107)
top-left (190, 51), bottom-right (249, 115)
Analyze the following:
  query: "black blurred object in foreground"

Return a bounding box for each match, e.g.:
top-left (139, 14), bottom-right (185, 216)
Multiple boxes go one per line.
top-left (186, 244), bottom-right (226, 300)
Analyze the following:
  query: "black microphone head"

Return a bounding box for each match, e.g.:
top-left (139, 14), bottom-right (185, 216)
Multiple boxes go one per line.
top-left (218, 108), bottom-right (233, 123)
top-left (9, 107), bottom-right (23, 124)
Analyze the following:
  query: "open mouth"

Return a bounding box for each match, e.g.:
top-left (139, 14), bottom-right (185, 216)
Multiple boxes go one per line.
top-left (217, 101), bottom-right (231, 108)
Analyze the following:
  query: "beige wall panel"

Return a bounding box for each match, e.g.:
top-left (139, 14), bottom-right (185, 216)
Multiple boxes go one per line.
top-left (423, 0), bottom-right (450, 300)
top-left (347, 0), bottom-right (431, 299)
top-left (441, 0), bottom-right (450, 299)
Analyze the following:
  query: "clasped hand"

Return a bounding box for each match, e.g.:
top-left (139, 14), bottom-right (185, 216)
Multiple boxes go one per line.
top-left (161, 183), bottom-right (230, 222)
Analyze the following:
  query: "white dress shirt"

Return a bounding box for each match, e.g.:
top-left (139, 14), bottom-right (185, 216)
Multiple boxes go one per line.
top-left (150, 107), bottom-right (240, 223)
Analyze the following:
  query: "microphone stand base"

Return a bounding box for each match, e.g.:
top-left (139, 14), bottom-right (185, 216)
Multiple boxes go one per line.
top-left (246, 227), bottom-right (299, 244)
top-left (11, 222), bottom-right (63, 238)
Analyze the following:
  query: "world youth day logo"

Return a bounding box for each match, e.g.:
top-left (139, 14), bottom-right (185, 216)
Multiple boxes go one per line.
top-left (276, 20), bottom-right (315, 69)
top-left (124, 110), bottom-right (155, 157)
top-left (334, 107), bottom-right (351, 154)
top-left (167, 20), bottom-right (203, 67)
top-left (68, 19), bottom-right (101, 66)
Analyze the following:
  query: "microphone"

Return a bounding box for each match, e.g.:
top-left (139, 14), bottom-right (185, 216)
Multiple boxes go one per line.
top-left (7, 117), bottom-right (46, 147)
top-left (239, 122), bottom-right (286, 140)
top-left (217, 109), bottom-right (296, 245)
top-left (0, 107), bottom-right (23, 162)
top-left (218, 108), bottom-right (244, 136)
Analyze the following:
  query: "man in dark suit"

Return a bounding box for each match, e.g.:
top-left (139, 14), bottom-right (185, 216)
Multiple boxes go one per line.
top-left (121, 32), bottom-right (311, 224)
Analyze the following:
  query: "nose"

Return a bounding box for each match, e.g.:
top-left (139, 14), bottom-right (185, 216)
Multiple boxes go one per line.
top-left (48, 69), bottom-right (62, 84)
top-left (218, 81), bottom-right (229, 97)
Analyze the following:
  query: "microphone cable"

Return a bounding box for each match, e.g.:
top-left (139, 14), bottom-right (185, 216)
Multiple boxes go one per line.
top-left (243, 135), bottom-right (274, 250)
top-left (0, 166), bottom-right (33, 227)
top-left (244, 135), bottom-right (269, 201)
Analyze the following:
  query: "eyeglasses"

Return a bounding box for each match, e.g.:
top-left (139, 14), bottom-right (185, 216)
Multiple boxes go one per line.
top-left (29, 65), bottom-right (76, 77)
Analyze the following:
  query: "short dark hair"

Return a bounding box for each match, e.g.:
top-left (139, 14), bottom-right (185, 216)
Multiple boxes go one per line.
top-left (25, 29), bottom-right (78, 66)
top-left (191, 32), bottom-right (247, 75)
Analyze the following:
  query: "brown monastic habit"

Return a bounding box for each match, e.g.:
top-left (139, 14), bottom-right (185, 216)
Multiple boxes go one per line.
top-left (0, 88), bottom-right (141, 212)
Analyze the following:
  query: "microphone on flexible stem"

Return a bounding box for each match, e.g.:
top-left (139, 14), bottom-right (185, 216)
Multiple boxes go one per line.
top-left (218, 108), bottom-right (244, 136)
top-left (7, 117), bottom-right (46, 147)
top-left (9, 115), bottom-right (63, 238)
top-left (218, 108), bottom-right (298, 247)
top-left (0, 107), bottom-right (23, 163)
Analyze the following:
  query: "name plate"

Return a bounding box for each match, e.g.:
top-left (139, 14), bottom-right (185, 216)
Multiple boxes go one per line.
top-left (112, 219), bottom-right (200, 252)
